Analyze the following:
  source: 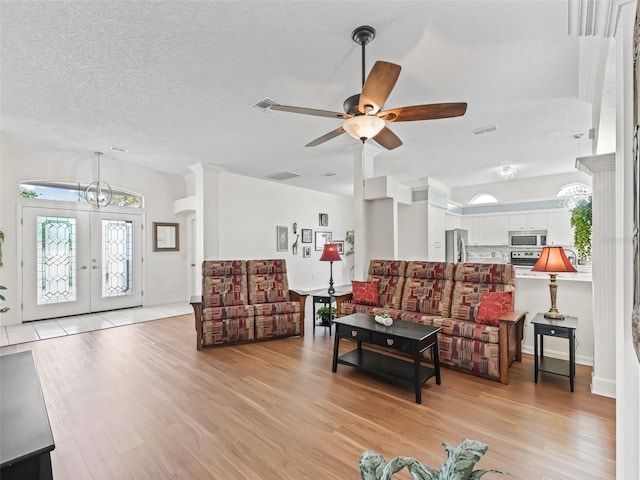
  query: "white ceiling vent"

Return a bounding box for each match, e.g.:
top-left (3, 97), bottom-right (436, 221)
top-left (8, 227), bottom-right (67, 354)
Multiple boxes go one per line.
top-left (265, 171), bottom-right (300, 181)
top-left (252, 97), bottom-right (279, 113)
top-left (470, 124), bottom-right (499, 136)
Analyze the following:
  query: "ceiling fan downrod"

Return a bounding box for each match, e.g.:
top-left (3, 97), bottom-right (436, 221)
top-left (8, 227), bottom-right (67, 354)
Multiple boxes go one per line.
top-left (352, 25), bottom-right (376, 88)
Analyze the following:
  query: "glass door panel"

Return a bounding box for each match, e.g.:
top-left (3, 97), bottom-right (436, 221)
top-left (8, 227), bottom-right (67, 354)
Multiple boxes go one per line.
top-left (22, 207), bottom-right (142, 321)
top-left (23, 208), bottom-right (91, 320)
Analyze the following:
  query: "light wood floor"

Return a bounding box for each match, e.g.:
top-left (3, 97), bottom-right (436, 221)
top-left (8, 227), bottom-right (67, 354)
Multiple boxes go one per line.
top-left (0, 314), bottom-right (615, 479)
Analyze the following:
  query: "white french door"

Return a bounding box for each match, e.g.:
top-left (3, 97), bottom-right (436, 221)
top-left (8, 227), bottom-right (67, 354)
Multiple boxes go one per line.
top-left (22, 206), bottom-right (143, 321)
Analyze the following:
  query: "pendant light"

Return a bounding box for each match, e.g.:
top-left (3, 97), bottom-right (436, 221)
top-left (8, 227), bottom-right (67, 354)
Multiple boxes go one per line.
top-left (84, 151), bottom-right (112, 208)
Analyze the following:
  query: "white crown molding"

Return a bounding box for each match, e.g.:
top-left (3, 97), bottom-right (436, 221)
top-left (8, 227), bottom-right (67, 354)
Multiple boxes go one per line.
top-left (568, 0), bottom-right (630, 37)
top-left (575, 152), bottom-right (616, 173)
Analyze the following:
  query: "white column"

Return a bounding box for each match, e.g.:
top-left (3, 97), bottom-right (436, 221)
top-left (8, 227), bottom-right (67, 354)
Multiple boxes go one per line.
top-left (576, 152), bottom-right (616, 397)
top-left (188, 162), bottom-right (224, 275)
top-left (615, 2), bottom-right (640, 478)
top-left (353, 143), bottom-right (381, 280)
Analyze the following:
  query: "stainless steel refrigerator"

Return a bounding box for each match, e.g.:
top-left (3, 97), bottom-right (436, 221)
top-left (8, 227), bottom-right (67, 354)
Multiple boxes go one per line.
top-left (445, 229), bottom-right (468, 263)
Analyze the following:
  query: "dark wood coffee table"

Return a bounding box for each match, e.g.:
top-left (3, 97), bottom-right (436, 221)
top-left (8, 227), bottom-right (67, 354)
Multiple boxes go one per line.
top-left (331, 313), bottom-right (441, 404)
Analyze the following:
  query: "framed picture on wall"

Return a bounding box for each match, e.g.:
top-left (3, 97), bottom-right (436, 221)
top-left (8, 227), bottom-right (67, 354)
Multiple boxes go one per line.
top-left (319, 213), bottom-right (328, 226)
top-left (303, 246), bottom-right (311, 258)
top-left (276, 226), bottom-right (288, 252)
top-left (301, 229), bottom-right (312, 243)
top-left (153, 222), bottom-right (179, 252)
top-left (334, 240), bottom-right (344, 255)
top-left (315, 231), bottom-right (331, 251)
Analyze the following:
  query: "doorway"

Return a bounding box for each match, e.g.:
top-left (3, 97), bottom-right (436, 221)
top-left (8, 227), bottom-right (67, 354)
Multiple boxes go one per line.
top-left (21, 206), bottom-right (143, 321)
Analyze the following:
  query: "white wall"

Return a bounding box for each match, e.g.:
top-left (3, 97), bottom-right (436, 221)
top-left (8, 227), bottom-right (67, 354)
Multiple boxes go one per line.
top-left (217, 172), bottom-right (354, 291)
top-left (516, 277), bottom-right (594, 365)
top-left (0, 149), bottom-right (188, 325)
top-left (398, 202), bottom-right (428, 260)
top-left (452, 171), bottom-right (593, 205)
top-left (365, 198), bottom-right (395, 261)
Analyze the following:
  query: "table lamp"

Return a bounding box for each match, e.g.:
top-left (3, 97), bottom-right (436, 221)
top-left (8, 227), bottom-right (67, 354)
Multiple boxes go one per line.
top-left (319, 243), bottom-right (341, 295)
top-left (531, 246), bottom-right (577, 319)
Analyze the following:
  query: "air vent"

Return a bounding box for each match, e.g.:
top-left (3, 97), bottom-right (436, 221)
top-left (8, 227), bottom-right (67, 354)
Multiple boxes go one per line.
top-left (470, 124), bottom-right (499, 136)
top-left (265, 171), bottom-right (301, 181)
top-left (252, 97), bottom-right (279, 112)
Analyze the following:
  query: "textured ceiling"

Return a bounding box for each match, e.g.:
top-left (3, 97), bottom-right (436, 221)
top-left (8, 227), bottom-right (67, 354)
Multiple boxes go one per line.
top-left (1, 1), bottom-right (601, 197)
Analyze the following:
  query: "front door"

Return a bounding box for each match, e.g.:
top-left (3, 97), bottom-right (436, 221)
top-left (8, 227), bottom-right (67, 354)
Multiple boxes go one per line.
top-left (21, 206), bottom-right (142, 321)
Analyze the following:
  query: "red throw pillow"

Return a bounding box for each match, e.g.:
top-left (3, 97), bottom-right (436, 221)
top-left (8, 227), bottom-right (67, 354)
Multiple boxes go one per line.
top-left (352, 280), bottom-right (379, 306)
top-left (477, 291), bottom-right (513, 326)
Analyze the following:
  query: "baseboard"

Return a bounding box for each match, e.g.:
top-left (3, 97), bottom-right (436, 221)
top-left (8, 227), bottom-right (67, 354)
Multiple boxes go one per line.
top-left (590, 373), bottom-right (616, 398)
top-left (521, 345), bottom-right (593, 367)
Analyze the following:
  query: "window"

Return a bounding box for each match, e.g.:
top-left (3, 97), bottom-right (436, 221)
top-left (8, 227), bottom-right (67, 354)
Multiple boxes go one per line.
top-left (20, 181), bottom-right (142, 208)
top-left (556, 183), bottom-right (591, 209)
top-left (469, 193), bottom-right (498, 205)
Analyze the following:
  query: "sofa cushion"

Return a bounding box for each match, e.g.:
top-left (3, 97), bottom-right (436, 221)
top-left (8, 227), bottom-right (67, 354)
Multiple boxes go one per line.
top-left (450, 282), bottom-right (513, 322)
top-left (247, 259), bottom-right (290, 304)
top-left (202, 260), bottom-right (248, 308)
top-left (405, 261), bottom-right (455, 280)
top-left (431, 317), bottom-right (500, 344)
top-left (340, 303), bottom-right (375, 317)
top-left (477, 292), bottom-right (513, 326)
top-left (400, 277), bottom-right (454, 316)
top-left (352, 280), bottom-right (379, 306)
top-left (202, 317), bottom-right (255, 346)
top-left (368, 260), bottom-right (407, 277)
top-left (454, 262), bottom-right (515, 286)
top-left (255, 313), bottom-right (301, 339)
top-left (253, 301), bottom-right (300, 316)
top-left (428, 334), bottom-right (501, 379)
top-left (202, 304), bottom-right (255, 322)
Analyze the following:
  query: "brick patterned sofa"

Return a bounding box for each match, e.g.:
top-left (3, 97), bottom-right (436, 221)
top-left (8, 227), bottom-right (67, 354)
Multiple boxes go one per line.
top-left (190, 259), bottom-right (307, 350)
top-left (340, 260), bottom-right (525, 384)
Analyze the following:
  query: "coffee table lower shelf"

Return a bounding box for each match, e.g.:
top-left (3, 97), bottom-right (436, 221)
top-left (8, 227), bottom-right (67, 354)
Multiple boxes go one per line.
top-left (336, 349), bottom-right (437, 398)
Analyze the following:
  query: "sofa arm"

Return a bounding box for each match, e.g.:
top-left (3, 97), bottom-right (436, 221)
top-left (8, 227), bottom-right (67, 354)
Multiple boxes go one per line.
top-left (497, 310), bottom-right (527, 384)
top-left (190, 295), bottom-right (203, 350)
top-left (289, 289), bottom-right (309, 336)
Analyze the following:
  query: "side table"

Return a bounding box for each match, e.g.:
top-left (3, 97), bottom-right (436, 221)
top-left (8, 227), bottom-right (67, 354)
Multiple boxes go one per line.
top-left (306, 287), bottom-right (352, 336)
top-left (532, 312), bottom-right (578, 392)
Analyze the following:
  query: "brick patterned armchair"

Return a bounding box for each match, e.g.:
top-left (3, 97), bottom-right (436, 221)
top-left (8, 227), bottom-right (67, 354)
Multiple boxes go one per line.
top-left (432, 263), bottom-right (521, 383)
top-left (191, 259), bottom-right (307, 350)
top-left (193, 260), bottom-right (255, 349)
top-left (247, 259), bottom-right (303, 340)
top-left (340, 260), bottom-right (407, 317)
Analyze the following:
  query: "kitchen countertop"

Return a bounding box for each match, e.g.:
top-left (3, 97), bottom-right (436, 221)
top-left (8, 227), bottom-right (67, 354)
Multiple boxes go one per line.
top-left (514, 265), bottom-right (592, 282)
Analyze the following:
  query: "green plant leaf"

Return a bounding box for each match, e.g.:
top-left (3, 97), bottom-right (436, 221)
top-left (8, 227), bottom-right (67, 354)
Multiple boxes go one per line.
top-left (468, 469), bottom-right (508, 479)
top-left (439, 439), bottom-right (489, 480)
top-left (570, 199), bottom-right (592, 261)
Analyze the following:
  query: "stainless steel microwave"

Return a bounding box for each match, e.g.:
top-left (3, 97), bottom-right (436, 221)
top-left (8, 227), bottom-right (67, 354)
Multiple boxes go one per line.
top-left (508, 230), bottom-right (547, 247)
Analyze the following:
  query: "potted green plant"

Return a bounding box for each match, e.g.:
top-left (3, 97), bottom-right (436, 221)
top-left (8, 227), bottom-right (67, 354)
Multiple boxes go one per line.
top-left (316, 305), bottom-right (336, 326)
top-left (570, 198), bottom-right (592, 263)
top-left (359, 438), bottom-right (506, 479)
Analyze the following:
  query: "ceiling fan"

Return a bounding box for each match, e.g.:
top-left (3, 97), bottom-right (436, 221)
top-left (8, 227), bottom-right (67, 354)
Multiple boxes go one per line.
top-left (271, 25), bottom-right (468, 150)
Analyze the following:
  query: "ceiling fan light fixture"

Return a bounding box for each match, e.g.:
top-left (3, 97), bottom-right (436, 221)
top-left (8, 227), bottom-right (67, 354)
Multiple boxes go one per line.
top-left (342, 115), bottom-right (385, 142)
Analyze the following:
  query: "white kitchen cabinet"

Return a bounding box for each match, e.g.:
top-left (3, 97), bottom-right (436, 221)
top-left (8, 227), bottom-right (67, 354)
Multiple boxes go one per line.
top-left (508, 212), bottom-right (547, 230)
top-left (546, 210), bottom-right (574, 246)
top-left (483, 215), bottom-right (510, 244)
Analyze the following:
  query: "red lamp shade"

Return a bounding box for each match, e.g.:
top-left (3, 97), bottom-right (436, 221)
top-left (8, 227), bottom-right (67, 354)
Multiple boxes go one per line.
top-left (531, 246), bottom-right (577, 273)
top-left (319, 243), bottom-right (342, 262)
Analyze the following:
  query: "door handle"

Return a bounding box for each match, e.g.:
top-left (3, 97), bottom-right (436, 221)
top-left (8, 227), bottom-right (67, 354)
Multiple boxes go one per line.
top-left (92, 266), bottom-right (100, 269)
top-left (80, 266), bottom-right (88, 270)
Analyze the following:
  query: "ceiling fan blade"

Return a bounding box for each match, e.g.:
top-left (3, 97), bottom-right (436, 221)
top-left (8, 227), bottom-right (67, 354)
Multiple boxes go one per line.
top-left (271, 104), bottom-right (349, 119)
top-left (378, 102), bottom-right (468, 122)
top-left (359, 61), bottom-right (401, 114)
top-left (372, 126), bottom-right (403, 150)
top-left (305, 127), bottom-right (346, 147)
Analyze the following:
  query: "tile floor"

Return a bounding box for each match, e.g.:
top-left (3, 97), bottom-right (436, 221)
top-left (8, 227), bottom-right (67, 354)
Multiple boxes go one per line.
top-left (0, 302), bottom-right (192, 347)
